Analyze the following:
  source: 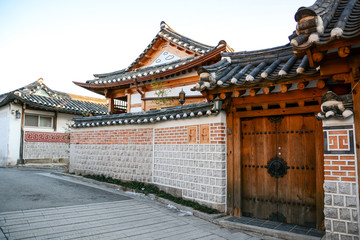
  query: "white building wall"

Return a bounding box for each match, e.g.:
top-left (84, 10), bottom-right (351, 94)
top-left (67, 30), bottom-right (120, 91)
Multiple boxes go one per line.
top-left (7, 103), bottom-right (22, 166)
top-left (0, 105), bottom-right (10, 166)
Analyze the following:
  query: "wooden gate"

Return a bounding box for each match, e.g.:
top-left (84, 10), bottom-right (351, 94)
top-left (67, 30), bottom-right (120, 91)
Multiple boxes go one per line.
top-left (240, 114), bottom-right (318, 227)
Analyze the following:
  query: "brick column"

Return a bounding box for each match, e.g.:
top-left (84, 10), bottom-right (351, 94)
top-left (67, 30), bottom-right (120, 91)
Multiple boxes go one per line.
top-left (322, 117), bottom-right (360, 239)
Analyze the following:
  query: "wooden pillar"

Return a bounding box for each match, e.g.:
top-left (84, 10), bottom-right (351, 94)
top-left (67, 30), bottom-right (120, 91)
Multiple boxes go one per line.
top-left (226, 110), bottom-right (234, 215)
top-left (126, 94), bottom-right (131, 113)
top-left (351, 79), bottom-right (360, 206)
top-left (233, 115), bottom-right (241, 216)
top-left (108, 98), bottom-right (114, 113)
top-left (315, 119), bottom-right (324, 230)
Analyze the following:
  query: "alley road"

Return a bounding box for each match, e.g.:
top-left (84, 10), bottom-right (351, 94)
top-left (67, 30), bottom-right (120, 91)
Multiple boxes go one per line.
top-left (0, 168), bottom-right (269, 240)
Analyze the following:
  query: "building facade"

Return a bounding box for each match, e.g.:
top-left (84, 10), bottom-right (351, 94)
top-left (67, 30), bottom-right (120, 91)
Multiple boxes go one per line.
top-left (0, 79), bottom-right (107, 166)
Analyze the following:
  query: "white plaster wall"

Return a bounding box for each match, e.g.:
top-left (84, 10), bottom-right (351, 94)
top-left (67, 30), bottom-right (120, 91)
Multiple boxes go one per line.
top-left (131, 93), bottom-right (142, 104)
top-left (0, 105), bottom-right (10, 166)
top-left (145, 85), bottom-right (200, 98)
top-left (57, 113), bottom-right (77, 132)
top-left (7, 103), bottom-right (22, 165)
top-left (130, 107), bottom-right (142, 113)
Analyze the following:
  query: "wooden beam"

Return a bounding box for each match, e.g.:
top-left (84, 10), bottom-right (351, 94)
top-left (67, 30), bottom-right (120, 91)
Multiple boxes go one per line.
top-left (263, 86), bottom-right (275, 95)
top-left (262, 104), bottom-right (269, 110)
top-left (297, 82), bottom-right (309, 90)
top-left (280, 84), bottom-right (292, 93)
top-left (249, 89), bottom-right (260, 96)
top-left (220, 93), bottom-right (227, 100)
top-left (208, 94), bottom-right (214, 101)
top-left (144, 55), bottom-right (151, 59)
top-left (233, 90), bottom-right (245, 98)
top-left (320, 59), bottom-right (351, 76)
top-left (232, 88), bottom-right (326, 106)
top-left (312, 52), bottom-right (324, 63)
top-left (234, 105), bottom-right (320, 118)
top-left (152, 46), bottom-right (158, 51)
top-left (317, 80), bottom-right (326, 89)
top-left (338, 47), bottom-right (350, 58)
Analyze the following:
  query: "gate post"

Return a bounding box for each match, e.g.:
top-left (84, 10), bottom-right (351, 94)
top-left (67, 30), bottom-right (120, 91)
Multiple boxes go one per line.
top-left (320, 101), bottom-right (360, 238)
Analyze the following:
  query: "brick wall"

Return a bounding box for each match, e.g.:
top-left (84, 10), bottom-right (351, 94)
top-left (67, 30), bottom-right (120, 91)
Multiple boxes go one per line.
top-left (70, 115), bottom-right (227, 211)
top-left (322, 121), bottom-right (359, 240)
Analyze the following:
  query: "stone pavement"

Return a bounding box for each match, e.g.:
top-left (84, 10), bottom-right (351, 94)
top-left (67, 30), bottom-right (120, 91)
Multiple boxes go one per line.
top-left (0, 171), bottom-right (282, 240)
top-left (0, 199), bottom-right (276, 240)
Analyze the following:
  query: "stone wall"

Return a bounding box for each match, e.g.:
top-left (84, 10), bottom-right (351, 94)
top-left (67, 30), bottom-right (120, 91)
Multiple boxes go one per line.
top-left (70, 128), bottom-right (153, 183)
top-left (322, 119), bottom-right (360, 240)
top-left (70, 114), bottom-right (227, 211)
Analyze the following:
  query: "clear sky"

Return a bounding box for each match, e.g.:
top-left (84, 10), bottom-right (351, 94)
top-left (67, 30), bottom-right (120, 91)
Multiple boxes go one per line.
top-left (0, 0), bottom-right (315, 98)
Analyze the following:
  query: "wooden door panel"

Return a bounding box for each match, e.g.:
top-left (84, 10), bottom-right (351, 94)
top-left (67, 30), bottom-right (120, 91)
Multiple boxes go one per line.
top-left (241, 117), bottom-right (277, 219)
top-left (240, 115), bottom-right (317, 227)
top-left (276, 115), bottom-right (316, 227)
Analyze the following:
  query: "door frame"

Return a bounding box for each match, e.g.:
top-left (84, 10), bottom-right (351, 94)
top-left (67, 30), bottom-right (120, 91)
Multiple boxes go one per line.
top-left (226, 91), bottom-right (325, 229)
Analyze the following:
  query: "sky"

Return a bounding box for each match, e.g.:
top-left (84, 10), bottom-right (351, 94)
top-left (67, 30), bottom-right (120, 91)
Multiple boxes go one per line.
top-left (0, 0), bottom-right (315, 98)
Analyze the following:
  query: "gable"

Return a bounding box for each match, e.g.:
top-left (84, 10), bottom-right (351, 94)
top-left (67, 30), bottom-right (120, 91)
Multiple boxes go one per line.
top-left (131, 39), bottom-right (196, 70)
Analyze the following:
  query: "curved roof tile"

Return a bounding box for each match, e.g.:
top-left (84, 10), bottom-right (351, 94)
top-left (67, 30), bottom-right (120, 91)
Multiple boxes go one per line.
top-left (192, 45), bottom-right (319, 91)
top-left (72, 102), bottom-right (216, 128)
top-left (291, 0), bottom-right (360, 50)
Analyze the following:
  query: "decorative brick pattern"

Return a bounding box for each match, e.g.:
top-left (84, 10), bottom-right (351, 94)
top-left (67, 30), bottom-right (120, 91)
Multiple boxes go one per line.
top-left (322, 123), bottom-right (359, 240)
top-left (24, 131), bottom-right (68, 143)
top-left (153, 144), bottom-right (226, 211)
top-left (24, 142), bottom-right (69, 160)
top-left (324, 126), bottom-right (355, 155)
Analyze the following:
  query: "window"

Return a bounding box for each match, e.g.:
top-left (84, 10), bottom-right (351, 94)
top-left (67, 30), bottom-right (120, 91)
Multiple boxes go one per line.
top-left (25, 114), bottom-right (53, 128)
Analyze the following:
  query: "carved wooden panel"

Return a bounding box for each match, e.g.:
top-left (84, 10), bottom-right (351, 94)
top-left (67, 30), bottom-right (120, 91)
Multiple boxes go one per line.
top-left (200, 124), bottom-right (210, 144)
top-left (188, 126), bottom-right (197, 144)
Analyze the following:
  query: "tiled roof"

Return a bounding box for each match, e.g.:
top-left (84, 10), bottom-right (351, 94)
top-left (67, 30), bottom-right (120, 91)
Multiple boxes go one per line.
top-left (0, 80), bottom-right (108, 115)
top-left (77, 21), bottom-right (223, 89)
top-left (72, 102), bottom-right (216, 128)
top-left (290, 0), bottom-right (360, 50)
top-left (86, 56), bottom-right (198, 85)
top-left (192, 45), bottom-right (319, 91)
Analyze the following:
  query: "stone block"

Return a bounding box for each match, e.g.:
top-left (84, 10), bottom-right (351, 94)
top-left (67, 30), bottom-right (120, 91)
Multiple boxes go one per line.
top-left (324, 182), bottom-right (338, 194)
top-left (339, 235), bottom-right (352, 240)
top-left (334, 195), bottom-right (345, 206)
top-left (339, 208), bottom-right (351, 221)
top-left (333, 221), bottom-right (346, 233)
top-left (347, 222), bottom-right (359, 235)
top-left (352, 209), bottom-right (358, 221)
top-left (325, 194), bottom-right (332, 206)
top-left (345, 196), bottom-right (357, 207)
top-left (324, 207), bottom-right (338, 219)
top-left (325, 219), bottom-right (332, 231)
top-left (351, 183), bottom-right (357, 195)
top-left (338, 182), bottom-right (351, 195)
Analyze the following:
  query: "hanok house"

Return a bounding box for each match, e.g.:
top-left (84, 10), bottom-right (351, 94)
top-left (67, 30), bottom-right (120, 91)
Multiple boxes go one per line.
top-left (70, 22), bottom-right (232, 211)
top-left (192, 0), bottom-right (360, 238)
top-left (73, 21), bottom-right (232, 113)
top-left (0, 79), bottom-right (107, 166)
